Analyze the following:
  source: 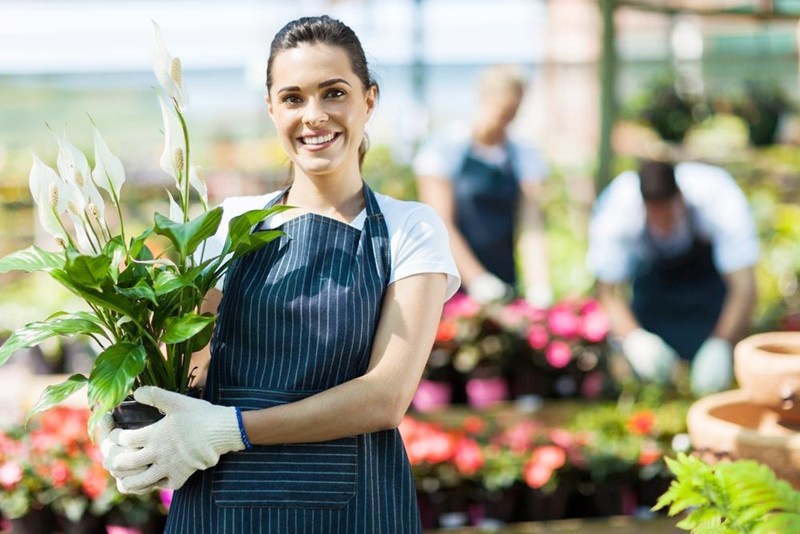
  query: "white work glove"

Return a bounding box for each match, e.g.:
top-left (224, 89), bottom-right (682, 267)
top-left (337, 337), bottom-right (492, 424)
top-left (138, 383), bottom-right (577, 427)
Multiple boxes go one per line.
top-left (102, 386), bottom-right (245, 494)
top-left (466, 272), bottom-right (513, 304)
top-left (525, 284), bottom-right (554, 309)
top-left (621, 328), bottom-right (678, 384)
top-left (99, 414), bottom-right (155, 494)
top-left (690, 337), bottom-right (733, 397)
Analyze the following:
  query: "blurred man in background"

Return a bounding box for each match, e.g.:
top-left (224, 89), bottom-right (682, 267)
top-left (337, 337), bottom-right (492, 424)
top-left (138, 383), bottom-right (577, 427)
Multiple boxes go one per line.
top-left (587, 159), bottom-right (759, 396)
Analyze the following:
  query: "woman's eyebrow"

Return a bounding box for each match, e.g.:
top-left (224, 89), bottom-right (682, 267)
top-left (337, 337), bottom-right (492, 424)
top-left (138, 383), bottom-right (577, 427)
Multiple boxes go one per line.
top-left (277, 78), bottom-right (352, 94)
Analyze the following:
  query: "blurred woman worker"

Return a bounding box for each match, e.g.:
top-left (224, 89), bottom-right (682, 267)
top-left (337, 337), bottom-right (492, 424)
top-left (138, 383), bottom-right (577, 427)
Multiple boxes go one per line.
top-left (101, 15), bottom-right (459, 533)
top-left (414, 65), bottom-right (551, 307)
top-left (587, 159), bottom-right (759, 396)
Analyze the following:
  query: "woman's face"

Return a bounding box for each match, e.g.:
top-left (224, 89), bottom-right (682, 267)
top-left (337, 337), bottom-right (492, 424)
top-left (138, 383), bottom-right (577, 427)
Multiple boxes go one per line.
top-left (267, 43), bottom-right (376, 180)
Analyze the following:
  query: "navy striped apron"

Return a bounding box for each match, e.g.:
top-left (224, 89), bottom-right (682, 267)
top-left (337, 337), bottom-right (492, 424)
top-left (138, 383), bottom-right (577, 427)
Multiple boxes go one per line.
top-left (165, 183), bottom-right (422, 533)
top-left (453, 144), bottom-right (521, 288)
top-left (631, 211), bottom-right (727, 360)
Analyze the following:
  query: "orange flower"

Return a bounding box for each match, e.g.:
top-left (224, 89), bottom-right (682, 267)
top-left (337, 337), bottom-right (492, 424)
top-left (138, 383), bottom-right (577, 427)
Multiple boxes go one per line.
top-left (81, 464), bottom-right (109, 499)
top-left (531, 445), bottom-right (567, 470)
top-left (463, 415), bottom-right (485, 435)
top-left (435, 319), bottom-right (457, 342)
top-left (524, 462), bottom-right (554, 489)
top-left (627, 411), bottom-right (656, 436)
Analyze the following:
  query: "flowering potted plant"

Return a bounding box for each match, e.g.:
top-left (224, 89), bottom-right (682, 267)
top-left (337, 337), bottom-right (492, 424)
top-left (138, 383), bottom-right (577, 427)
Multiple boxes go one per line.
top-left (0, 23), bottom-right (287, 431)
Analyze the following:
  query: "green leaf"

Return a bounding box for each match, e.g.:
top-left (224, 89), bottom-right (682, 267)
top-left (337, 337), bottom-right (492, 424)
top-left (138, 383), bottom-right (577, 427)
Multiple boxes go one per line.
top-left (0, 312), bottom-right (106, 366)
top-left (87, 343), bottom-right (147, 416)
top-left (28, 374), bottom-right (88, 417)
top-left (64, 251), bottom-right (113, 290)
top-left (154, 207), bottom-right (223, 258)
top-left (189, 315), bottom-right (215, 352)
top-left (230, 229), bottom-right (285, 260)
top-left (0, 246), bottom-right (65, 273)
top-left (115, 279), bottom-right (158, 306)
top-left (226, 205), bottom-right (293, 250)
top-left (162, 313), bottom-right (215, 344)
top-left (50, 269), bottom-right (138, 318)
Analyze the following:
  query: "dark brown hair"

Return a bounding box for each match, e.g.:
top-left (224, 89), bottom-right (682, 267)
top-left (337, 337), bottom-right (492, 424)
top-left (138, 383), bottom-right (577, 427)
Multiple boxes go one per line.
top-left (639, 159), bottom-right (680, 202)
top-left (267, 16), bottom-right (378, 169)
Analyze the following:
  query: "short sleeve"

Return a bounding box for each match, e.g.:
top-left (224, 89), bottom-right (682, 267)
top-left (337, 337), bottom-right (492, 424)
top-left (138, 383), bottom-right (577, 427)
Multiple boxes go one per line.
top-left (386, 201), bottom-right (461, 299)
top-left (192, 193), bottom-right (279, 291)
top-left (676, 163), bottom-right (760, 274)
top-left (412, 136), bottom-right (465, 180)
top-left (586, 171), bottom-right (644, 284)
top-left (511, 140), bottom-right (549, 183)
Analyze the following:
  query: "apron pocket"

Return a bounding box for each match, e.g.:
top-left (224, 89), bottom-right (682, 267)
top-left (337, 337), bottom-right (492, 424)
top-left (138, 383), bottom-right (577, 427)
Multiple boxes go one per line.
top-left (211, 386), bottom-right (358, 509)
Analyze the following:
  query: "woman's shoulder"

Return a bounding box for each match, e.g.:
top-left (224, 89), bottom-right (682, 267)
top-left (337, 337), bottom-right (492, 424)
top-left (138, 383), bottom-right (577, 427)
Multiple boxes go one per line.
top-left (373, 192), bottom-right (443, 229)
top-left (215, 191), bottom-right (284, 224)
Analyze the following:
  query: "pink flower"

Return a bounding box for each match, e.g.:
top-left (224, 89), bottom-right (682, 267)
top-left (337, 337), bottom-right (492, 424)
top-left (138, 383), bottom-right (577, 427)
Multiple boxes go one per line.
top-left (160, 488), bottom-right (174, 510)
top-left (546, 341), bottom-right (572, 369)
top-left (0, 461), bottom-right (23, 489)
top-left (453, 438), bottom-right (484, 476)
top-left (580, 309), bottom-right (609, 343)
top-left (547, 304), bottom-right (580, 338)
top-left (443, 293), bottom-right (481, 319)
top-left (580, 371), bottom-right (605, 399)
top-left (548, 429), bottom-right (574, 449)
top-left (527, 324), bottom-right (549, 350)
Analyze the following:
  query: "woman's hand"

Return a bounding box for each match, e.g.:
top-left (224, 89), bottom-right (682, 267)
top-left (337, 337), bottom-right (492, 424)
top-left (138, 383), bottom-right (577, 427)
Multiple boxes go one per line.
top-left (102, 386), bottom-right (246, 493)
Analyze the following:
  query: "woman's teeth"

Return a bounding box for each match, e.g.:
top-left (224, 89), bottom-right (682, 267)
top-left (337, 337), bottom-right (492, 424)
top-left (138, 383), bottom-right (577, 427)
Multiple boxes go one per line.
top-left (302, 133), bottom-right (336, 145)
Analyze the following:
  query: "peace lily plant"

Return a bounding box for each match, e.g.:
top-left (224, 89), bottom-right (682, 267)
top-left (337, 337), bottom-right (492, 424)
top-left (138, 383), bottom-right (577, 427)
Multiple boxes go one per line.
top-left (0, 22), bottom-right (286, 430)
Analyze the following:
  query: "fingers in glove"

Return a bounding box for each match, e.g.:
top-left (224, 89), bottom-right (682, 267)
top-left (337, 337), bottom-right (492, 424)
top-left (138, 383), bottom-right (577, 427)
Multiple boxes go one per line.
top-left (133, 386), bottom-right (194, 414)
top-left (118, 463), bottom-right (168, 494)
top-left (107, 444), bottom-right (157, 473)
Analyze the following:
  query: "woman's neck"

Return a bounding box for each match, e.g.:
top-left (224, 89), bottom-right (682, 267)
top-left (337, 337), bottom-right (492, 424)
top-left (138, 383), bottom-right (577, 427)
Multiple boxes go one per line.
top-left (285, 173), bottom-right (365, 223)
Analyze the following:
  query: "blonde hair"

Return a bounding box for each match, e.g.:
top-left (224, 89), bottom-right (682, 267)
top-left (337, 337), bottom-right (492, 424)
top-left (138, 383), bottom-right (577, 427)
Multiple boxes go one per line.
top-left (478, 65), bottom-right (527, 98)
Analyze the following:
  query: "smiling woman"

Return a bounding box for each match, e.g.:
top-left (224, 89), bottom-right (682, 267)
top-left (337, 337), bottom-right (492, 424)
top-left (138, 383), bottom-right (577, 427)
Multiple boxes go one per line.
top-left (99, 15), bottom-right (461, 534)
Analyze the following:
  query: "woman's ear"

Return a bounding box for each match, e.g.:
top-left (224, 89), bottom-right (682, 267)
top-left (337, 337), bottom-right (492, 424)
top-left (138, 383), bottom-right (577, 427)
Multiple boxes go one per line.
top-left (265, 94), bottom-right (275, 123)
top-left (365, 85), bottom-right (377, 121)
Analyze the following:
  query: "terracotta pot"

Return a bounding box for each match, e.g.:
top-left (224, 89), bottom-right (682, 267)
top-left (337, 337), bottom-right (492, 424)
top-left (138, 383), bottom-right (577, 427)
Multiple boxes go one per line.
top-left (734, 332), bottom-right (800, 424)
top-left (687, 389), bottom-right (800, 489)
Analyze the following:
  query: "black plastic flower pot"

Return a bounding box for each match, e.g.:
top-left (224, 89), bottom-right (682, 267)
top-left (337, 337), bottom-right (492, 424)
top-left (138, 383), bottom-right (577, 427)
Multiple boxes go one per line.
top-left (111, 387), bottom-right (203, 430)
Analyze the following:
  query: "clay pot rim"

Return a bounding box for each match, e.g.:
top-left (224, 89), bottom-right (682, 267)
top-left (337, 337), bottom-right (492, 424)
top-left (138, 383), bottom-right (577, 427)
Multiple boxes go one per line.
top-left (735, 332), bottom-right (800, 369)
top-left (688, 389), bottom-right (800, 448)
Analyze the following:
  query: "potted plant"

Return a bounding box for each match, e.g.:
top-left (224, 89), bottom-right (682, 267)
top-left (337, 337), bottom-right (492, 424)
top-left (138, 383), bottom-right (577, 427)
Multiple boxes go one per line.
top-left (0, 23), bottom-right (287, 431)
top-left (730, 80), bottom-right (794, 147)
top-left (655, 453), bottom-right (800, 533)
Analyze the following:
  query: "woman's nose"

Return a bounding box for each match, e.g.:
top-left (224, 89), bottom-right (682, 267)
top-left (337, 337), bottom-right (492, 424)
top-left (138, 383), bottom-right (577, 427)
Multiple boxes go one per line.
top-left (303, 98), bottom-right (328, 127)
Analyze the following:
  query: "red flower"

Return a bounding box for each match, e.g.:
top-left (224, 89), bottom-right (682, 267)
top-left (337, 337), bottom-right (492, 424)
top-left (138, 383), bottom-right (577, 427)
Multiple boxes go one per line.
top-left (531, 445), bottom-right (567, 470)
top-left (524, 462), bottom-right (553, 489)
top-left (546, 340), bottom-right (572, 369)
top-left (435, 319), bottom-right (457, 342)
top-left (0, 461), bottom-right (23, 489)
top-left (81, 464), bottom-right (109, 499)
top-left (627, 411), bottom-right (656, 436)
top-left (50, 459), bottom-right (71, 488)
top-left (453, 437), bottom-right (484, 475)
top-left (462, 415), bottom-right (485, 435)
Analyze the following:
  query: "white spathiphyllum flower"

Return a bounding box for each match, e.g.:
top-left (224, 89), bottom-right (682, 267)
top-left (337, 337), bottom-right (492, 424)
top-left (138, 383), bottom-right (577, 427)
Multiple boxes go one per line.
top-left (92, 126), bottom-right (126, 204)
top-left (158, 93), bottom-right (187, 186)
top-left (167, 190), bottom-right (183, 223)
top-left (188, 165), bottom-right (208, 207)
top-left (152, 20), bottom-right (188, 109)
top-left (28, 152), bottom-right (68, 242)
top-left (55, 131), bottom-right (106, 222)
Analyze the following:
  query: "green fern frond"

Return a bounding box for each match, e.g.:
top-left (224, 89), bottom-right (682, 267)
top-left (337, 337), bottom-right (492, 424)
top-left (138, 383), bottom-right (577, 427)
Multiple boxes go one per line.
top-left (755, 512), bottom-right (800, 534)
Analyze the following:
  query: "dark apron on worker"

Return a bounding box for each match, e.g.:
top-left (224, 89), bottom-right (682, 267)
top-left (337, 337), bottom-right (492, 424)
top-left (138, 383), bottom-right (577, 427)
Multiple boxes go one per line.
top-left (165, 183), bottom-right (422, 533)
top-left (453, 142), bottom-right (521, 288)
top-left (631, 210), bottom-right (727, 360)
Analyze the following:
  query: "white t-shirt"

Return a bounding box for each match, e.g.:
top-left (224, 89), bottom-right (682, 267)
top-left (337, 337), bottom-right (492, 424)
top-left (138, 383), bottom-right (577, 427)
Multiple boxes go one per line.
top-left (196, 190), bottom-right (461, 299)
top-left (587, 162), bottom-right (760, 284)
top-left (413, 132), bottom-right (548, 183)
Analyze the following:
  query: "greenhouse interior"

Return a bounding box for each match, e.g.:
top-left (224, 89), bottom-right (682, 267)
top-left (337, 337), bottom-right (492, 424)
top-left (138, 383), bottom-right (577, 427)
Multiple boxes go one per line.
top-left (3, 0), bottom-right (800, 533)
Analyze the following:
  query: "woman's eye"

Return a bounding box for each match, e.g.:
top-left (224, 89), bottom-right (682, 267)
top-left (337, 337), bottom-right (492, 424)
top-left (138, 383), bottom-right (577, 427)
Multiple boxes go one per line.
top-left (325, 89), bottom-right (345, 99)
top-left (281, 94), bottom-right (302, 105)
